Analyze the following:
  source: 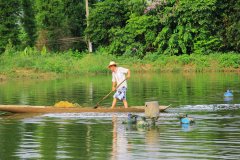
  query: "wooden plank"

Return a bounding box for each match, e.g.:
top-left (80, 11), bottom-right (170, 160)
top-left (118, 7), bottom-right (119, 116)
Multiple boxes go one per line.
top-left (0, 105), bottom-right (169, 113)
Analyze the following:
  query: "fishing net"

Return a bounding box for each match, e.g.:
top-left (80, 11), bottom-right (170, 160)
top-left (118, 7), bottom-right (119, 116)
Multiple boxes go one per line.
top-left (54, 101), bottom-right (80, 108)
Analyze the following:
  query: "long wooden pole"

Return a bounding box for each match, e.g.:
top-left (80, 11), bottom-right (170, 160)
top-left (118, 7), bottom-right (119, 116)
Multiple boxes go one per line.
top-left (94, 78), bottom-right (128, 108)
top-left (86, 0), bottom-right (93, 53)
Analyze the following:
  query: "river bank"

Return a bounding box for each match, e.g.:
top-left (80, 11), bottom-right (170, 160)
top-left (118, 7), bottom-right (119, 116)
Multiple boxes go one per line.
top-left (0, 49), bottom-right (240, 80)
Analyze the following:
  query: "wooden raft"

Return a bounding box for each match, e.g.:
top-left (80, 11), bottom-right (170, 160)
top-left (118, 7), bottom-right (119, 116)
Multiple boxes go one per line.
top-left (0, 105), bottom-right (169, 113)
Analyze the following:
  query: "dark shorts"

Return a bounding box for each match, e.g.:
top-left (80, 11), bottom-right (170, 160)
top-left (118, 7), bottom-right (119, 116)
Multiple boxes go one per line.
top-left (113, 87), bottom-right (127, 101)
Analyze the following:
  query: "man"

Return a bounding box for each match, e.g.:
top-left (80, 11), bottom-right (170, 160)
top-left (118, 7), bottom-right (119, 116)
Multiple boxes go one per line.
top-left (108, 61), bottom-right (130, 108)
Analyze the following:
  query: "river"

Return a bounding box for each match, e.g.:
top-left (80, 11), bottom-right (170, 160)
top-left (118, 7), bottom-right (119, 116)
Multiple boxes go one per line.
top-left (0, 73), bottom-right (240, 159)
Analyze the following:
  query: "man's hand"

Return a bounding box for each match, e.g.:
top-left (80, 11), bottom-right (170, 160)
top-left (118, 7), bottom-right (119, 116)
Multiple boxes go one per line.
top-left (126, 69), bottom-right (131, 79)
top-left (112, 82), bottom-right (117, 91)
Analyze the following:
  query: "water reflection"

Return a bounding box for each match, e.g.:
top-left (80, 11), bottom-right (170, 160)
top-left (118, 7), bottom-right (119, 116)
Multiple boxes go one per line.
top-left (0, 73), bottom-right (240, 107)
top-left (0, 110), bottom-right (240, 159)
top-left (181, 123), bottom-right (192, 132)
top-left (0, 115), bottom-right (114, 159)
top-left (0, 120), bottom-right (22, 160)
top-left (111, 116), bottom-right (130, 160)
top-left (224, 97), bottom-right (233, 103)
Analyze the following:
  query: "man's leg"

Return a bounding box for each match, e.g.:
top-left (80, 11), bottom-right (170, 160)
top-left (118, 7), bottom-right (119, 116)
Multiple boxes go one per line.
top-left (111, 98), bottom-right (117, 108)
top-left (123, 100), bottom-right (128, 108)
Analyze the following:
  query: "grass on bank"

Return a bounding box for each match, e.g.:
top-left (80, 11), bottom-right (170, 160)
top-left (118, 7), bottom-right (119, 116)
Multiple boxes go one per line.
top-left (0, 47), bottom-right (240, 79)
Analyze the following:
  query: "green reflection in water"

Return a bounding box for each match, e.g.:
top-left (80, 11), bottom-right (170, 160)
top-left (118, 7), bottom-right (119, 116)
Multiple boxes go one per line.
top-left (0, 73), bottom-right (239, 107)
top-left (0, 117), bottom-right (113, 160)
top-left (0, 111), bottom-right (240, 159)
top-left (0, 120), bottom-right (22, 160)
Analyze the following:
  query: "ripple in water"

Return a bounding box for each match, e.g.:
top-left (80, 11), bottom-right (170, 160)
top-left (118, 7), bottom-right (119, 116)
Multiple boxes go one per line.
top-left (172, 104), bottom-right (240, 112)
top-left (1, 104), bottom-right (240, 160)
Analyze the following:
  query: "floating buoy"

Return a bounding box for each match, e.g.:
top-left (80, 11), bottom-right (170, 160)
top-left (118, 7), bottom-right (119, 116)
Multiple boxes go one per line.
top-left (224, 90), bottom-right (233, 97)
top-left (179, 114), bottom-right (195, 124)
top-left (181, 117), bottom-right (190, 124)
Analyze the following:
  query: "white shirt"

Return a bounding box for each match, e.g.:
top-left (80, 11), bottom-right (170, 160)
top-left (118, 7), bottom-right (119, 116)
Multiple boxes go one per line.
top-left (112, 67), bottom-right (129, 88)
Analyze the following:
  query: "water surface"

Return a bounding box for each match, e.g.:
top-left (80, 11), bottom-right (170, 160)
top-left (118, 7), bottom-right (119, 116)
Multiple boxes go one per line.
top-left (0, 73), bottom-right (240, 159)
top-left (0, 73), bottom-right (239, 106)
top-left (1, 110), bottom-right (240, 160)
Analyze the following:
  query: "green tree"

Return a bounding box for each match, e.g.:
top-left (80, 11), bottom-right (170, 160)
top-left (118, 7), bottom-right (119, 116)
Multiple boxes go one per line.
top-left (0, 0), bottom-right (21, 53)
top-left (87, 0), bottom-right (239, 55)
top-left (109, 14), bottom-right (159, 56)
top-left (214, 0), bottom-right (240, 52)
top-left (144, 0), bottom-right (220, 55)
top-left (62, 0), bottom-right (87, 51)
top-left (35, 0), bottom-right (70, 51)
top-left (86, 0), bottom-right (133, 48)
top-left (20, 0), bottom-right (37, 47)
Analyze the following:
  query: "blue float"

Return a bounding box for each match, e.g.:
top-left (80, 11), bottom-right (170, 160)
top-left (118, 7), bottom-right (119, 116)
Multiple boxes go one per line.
top-left (224, 90), bottom-right (233, 97)
top-left (181, 117), bottom-right (190, 124)
top-left (179, 114), bottom-right (195, 124)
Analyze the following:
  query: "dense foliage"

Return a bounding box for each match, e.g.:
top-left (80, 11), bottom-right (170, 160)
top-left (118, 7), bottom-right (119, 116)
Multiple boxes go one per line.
top-left (21, 0), bottom-right (37, 48)
top-left (0, 0), bottom-right (21, 53)
top-left (35, 0), bottom-right (69, 51)
top-left (0, 0), bottom-right (239, 55)
top-left (1, 46), bottom-right (240, 76)
top-left (87, 0), bottom-right (240, 56)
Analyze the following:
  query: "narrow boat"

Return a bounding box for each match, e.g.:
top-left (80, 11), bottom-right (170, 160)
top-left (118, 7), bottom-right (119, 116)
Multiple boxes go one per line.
top-left (0, 105), bottom-right (169, 113)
